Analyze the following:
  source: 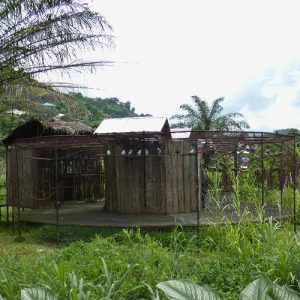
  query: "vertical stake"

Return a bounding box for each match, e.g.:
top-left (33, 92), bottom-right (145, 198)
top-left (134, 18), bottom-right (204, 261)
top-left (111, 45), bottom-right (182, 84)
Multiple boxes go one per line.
top-left (234, 144), bottom-right (238, 178)
top-left (12, 206), bottom-right (15, 234)
top-left (280, 142), bottom-right (284, 207)
top-left (55, 137), bottom-right (60, 243)
top-left (5, 145), bottom-right (9, 225)
top-left (196, 147), bottom-right (202, 246)
top-left (293, 138), bottom-right (297, 234)
top-left (144, 155), bottom-right (147, 209)
top-left (261, 133), bottom-right (265, 208)
top-left (16, 145), bottom-right (21, 238)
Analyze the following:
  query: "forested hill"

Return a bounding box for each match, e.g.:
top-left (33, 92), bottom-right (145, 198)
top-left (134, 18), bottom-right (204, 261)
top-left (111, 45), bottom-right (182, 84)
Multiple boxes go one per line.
top-left (71, 93), bottom-right (151, 127)
top-left (0, 89), bottom-right (150, 139)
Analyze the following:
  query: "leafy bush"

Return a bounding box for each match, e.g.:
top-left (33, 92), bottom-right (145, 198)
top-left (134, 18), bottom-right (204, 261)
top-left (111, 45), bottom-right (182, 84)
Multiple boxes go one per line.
top-left (156, 278), bottom-right (300, 300)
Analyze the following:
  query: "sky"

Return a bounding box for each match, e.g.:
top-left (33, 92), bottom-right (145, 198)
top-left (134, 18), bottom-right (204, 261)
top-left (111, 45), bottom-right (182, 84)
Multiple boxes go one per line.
top-left (44, 0), bottom-right (300, 131)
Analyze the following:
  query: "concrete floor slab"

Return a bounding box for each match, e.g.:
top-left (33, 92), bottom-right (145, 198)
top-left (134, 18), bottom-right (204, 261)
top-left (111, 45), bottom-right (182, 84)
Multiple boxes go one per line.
top-left (19, 202), bottom-right (292, 228)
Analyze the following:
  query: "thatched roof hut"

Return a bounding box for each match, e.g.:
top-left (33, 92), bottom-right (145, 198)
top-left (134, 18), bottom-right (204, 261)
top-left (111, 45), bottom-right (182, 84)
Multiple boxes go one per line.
top-left (2, 119), bottom-right (93, 146)
top-left (4, 119), bottom-right (99, 209)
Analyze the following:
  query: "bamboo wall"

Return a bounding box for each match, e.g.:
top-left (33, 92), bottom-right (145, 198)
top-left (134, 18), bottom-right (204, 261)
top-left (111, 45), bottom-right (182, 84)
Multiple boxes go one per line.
top-left (7, 146), bottom-right (38, 208)
top-left (7, 135), bottom-right (198, 213)
top-left (105, 140), bottom-right (197, 214)
top-left (7, 139), bottom-right (105, 209)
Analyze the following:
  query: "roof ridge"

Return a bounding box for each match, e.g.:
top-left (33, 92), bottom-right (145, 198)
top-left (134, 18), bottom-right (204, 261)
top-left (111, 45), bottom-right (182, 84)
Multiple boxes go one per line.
top-left (102, 116), bottom-right (167, 120)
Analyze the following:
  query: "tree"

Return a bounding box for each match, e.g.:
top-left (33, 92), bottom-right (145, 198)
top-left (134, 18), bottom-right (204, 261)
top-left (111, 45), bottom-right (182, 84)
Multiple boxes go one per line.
top-left (0, 0), bottom-right (114, 87)
top-left (171, 96), bottom-right (250, 130)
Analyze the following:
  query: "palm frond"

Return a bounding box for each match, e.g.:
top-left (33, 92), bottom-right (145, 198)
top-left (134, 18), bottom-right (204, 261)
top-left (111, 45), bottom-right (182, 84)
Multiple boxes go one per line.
top-left (179, 104), bottom-right (198, 119)
top-left (170, 114), bottom-right (186, 120)
top-left (0, 0), bottom-right (114, 87)
top-left (173, 96), bottom-right (250, 131)
top-left (209, 97), bottom-right (224, 120)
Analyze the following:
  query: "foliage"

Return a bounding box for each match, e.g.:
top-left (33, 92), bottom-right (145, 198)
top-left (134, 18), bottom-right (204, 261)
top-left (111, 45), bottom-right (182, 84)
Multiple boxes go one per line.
top-left (0, 0), bottom-right (115, 137)
top-left (21, 287), bottom-right (58, 300)
top-left (0, 218), bottom-right (298, 300)
top-left (240, 277), bottom-right (300, 300)
top-left (276, 128), bottom-right (300, 146)
top-left (70, 92), bottom-right (150, 127)
top-left (0, 154), bottom-right (298, 299)
top-left (157, 280), bottom-right (222, 300)
top-left (0, 84), bottom-right (90, 138)
top-left (0, 90), bottom-right (144, 138)
top-left (156, 278), bottom-right (300, 300)
top-left (0, 0), bottom-right (113, 87)
top-left (171, 96), bottom-right (249, 130)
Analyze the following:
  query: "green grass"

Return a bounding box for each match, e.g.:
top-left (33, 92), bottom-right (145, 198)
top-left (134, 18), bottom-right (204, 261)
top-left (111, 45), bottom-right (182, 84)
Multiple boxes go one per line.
top-left (0, 220), bottom-right (299, 299)
top-left (0, 167), bottom-right (299, 299)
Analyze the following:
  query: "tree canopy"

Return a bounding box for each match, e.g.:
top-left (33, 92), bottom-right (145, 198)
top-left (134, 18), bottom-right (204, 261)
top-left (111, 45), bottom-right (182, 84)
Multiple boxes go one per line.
top-left (171, 96), bottom-right (250, 131)
top-left (0, 90), bottom-right (150, 138)
top-left (0, 0), bottom-right (114, 87)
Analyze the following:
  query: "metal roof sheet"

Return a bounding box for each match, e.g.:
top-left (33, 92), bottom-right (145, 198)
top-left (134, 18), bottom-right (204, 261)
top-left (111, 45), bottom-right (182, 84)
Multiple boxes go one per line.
top-left (171, 128), bottom-right (192, 139)
top-left (94, 117), bottom-right (169, 134)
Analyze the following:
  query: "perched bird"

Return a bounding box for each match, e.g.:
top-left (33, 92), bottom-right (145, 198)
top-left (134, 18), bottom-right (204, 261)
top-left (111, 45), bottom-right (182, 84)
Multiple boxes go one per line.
top-left (250, 146), bottom-right (256, 153)
top-left (137, 150), bottom-right (142, 156)
top-left (128, 149), bottom-right (133, 155)
top-left (241, 156), bottom-right (249, 164)
top-left (241, 150), bottom-right (250, 154)
top-left (157, 148), bottom-right (162, 155)
top-left (106, 150), bottom-right (111, 155)
top-left (145, 149), bottom-right (149, 156)
top-left (237, 142), bottom-right (243, 149)
top-left (190, 148), bottom-right (195, 154)
top-left (209, 142), bottom-right (215, 150)
top-left (121, 149), bottom-right (126, 156)
top-left (198, 140), bottom-right (206, 149)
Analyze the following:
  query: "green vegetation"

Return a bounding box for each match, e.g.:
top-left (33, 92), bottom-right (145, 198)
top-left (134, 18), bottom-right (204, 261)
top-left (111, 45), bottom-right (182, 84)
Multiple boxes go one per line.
top-left (0, 89), bottom-right (147, 138)
top-left (70, 92), bottom-right (151, 127)
top-left (0, 0), bottom-right (113, 87)
top-left (0, 0), bottom-right (116, 138)
top-left (157, 277), bottom-right (300, 299)
top-left (0, 216), bottom-right (298, 299)
top-left (170, 96), bottom-right (250, 130)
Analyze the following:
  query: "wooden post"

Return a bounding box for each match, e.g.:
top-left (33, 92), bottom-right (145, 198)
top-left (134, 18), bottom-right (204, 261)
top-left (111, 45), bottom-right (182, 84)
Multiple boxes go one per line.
top-left (234, 144), bottom-right (238, 178)
top-left (196, 148), bottom-right (203, 244)
top-left (261, 134), bottom-right (265, 208)
top-left (293, 138), bottom-right (297, 234)
top-left (280, 142), bottom-right (283, 207)
top-left (144, 155), bottom-right (147, 209)
top-left (16, 145), bottom-right (21, 238)
top-left (12, 206), bottom-right (15, 234)
top-left (5, 146), bottom-right (9, 225)
top-left (55, 137), bottom-right (60, 243)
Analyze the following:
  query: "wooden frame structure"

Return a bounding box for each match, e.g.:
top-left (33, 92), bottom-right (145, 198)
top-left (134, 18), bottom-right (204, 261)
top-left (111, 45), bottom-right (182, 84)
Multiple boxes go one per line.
top-left (2, 120), bottom-right (297, 235)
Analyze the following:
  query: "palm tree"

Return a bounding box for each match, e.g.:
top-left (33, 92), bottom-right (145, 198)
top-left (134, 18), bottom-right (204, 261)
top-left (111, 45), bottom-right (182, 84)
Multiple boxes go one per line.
top-left (0, 0), bottom-right (114, 87)
top-left (171, 96), bottom-right (250, 130)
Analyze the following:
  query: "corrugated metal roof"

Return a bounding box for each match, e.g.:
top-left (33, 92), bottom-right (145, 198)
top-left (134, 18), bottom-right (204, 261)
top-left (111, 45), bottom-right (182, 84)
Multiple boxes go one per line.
top-left (171, 128), bottom-right (192, 139)
top-left (94, 117), bottom-right (169, 134)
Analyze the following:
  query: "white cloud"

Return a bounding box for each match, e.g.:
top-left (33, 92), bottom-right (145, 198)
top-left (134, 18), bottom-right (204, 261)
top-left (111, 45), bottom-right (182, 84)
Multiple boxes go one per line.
top-left (40, 0), bottom-right (300, 130)
top-left (237, 64), bottom-right (300, 130)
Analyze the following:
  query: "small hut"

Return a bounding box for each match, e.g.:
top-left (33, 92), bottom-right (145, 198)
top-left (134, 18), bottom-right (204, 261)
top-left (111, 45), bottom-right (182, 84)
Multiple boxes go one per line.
top-left (3, 119), bottom-right (105, 209)
top-left (94, 117), bottom-right (198, 214)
